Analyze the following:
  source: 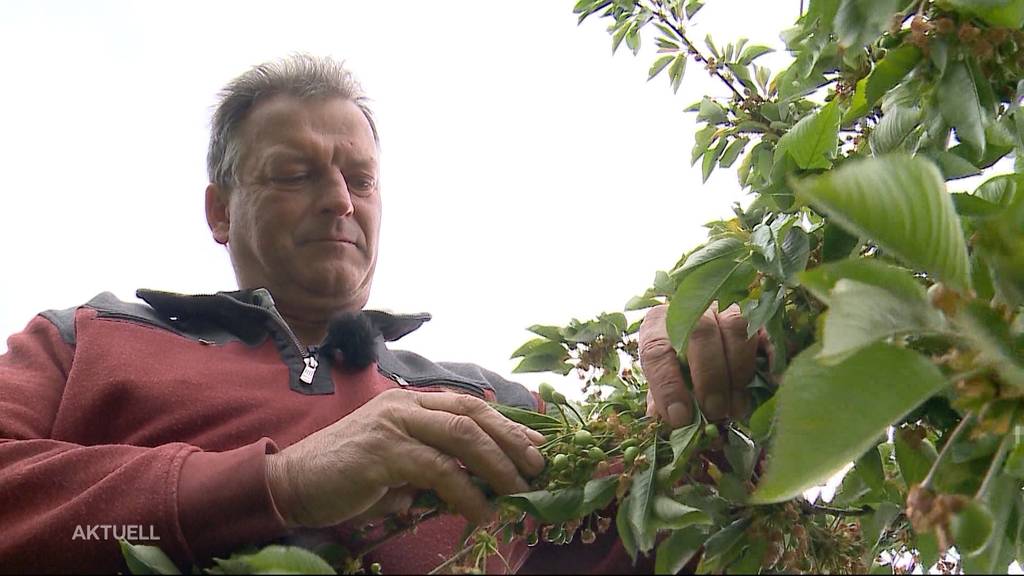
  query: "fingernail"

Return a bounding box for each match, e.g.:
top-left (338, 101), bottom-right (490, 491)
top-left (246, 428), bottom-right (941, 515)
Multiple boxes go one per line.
top-left (525, 446), bottom-right (546, 474)
top-left (525, 428), bottom-right (546, 445)
top-left (704, 393), bottom-right (728, 419)
top-left (667, 402), bottom-right (690, 428)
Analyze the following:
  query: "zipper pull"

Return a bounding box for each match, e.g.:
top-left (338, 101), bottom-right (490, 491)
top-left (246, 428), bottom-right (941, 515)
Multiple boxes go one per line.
top-left (300, 354), bottom-right (319, 384)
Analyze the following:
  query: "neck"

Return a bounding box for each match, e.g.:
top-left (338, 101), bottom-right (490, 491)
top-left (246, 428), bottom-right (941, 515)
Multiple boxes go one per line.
top-left (281, 314), bottom-right (330, 348)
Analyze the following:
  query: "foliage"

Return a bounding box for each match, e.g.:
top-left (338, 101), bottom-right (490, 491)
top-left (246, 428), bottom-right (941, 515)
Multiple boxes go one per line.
top-left (123, 0), bottom-right (1024, 573)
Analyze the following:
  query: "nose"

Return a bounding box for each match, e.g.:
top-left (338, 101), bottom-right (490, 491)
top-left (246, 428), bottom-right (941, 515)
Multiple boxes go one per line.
top-left (318, 168), bottom-right (355, 218)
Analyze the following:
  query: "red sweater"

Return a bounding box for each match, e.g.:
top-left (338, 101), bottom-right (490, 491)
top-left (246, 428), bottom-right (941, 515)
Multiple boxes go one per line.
top-left (0, 289), bottom-right (644, 574)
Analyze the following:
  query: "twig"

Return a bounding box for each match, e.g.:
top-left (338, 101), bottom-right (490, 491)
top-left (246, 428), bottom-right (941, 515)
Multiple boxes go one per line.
top-left (637, 1), bottom-right (745, 100)
top-left (356, 507), bottom-right (444, 560)
top-left (976, 408), bottom-right (1018, 500)
top-left (427, 522), bottom-right (513, 575)
top-left (803, 502), bottom-right (873, 517)
top-left (921, 412), bottom-right (976, 491)
top-left (427, 543), bottom-right (478, 575)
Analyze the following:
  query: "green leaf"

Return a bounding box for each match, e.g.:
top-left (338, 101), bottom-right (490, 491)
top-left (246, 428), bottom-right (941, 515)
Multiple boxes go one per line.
top-left (775, 100), bottom-right (841, 170)
top-left (834, 0), bottom-right (901, 50)
top-left (821, 222), bottom-right (861, 262)
top-left (625, 443), bottom-right (659, 553)
top-left (512, 353), bottom-right (572, 375)
top-left (691, 125), bottom-right (716, 166)
top-left (498, 487), bottom-right (584, 524)
top-left (845, 45), bottom-right (923, 123)
top-left (719, 137), bottom-right (749, 169)
top-left (652, 495), bottom-right (713, 529)
top-left (668, 53), bottom-right (688, 93)
top-left (580, 475), bottom-right (620, 516)
top-left (941, 0), bottom-right (1024, 27)
top-left (894, 428), bottom-right (938, 487)
top-left (528, 324), bottom-right (564, 341)
top-left (780, 226), bottom-right (811, 282)
top-left (957, 301), bottom-right (1024, 388)
top-left (119, 541), bottom-right (182, 575)
top-left (490, 403), bottom-right (563, 432)
top-left (667, 257), bottom-right (756, 356)
top-left (938, 61), bottom-right (986, 158)
top-left (510, 338), bottom-right (558, 359)
top-left (742, 283), bottom-right (785, 338)
top-left (697, 518), bottom-right (750, 573)
top-left (655, 526), bottom-right (708, 575)
top-left (861, 502), bottom-right (902, 552)
top-left (962, 476), bottom-right (1021, 573)
top-left (869, 106), bottom-right (922, 155)
top-left (724, 427), bottom-right (757, 480)
top-left (793, 155), bottom-right (972, 292)
top-left (737, 45), bottom-right (774, 65)
top-left (698, 97), bottom-right (729, 125)
top-left (974, 173), bottom-right (1021, 207)
top-left (800, 258), bottom-right (925, 305)
top-left (818, 279), bottom-right (945, 363)
top-left (749, 396), bottom-right (777, 442)
top-left (751, 342), bottom-right (949, 504)
top-left (213, 546), bottom-right (335, 575)
top-left (626, 295), bottom-right (661, 311)
top-left (672, 237), bottom-right (747, 279)
top-left (648, 54), bottom-right (675, 80)
top-left (923, 148), bottom-right (981, 181)
top-left (666, 421), bottom-right (704, 482)
top-left (702, 139), bottom-right (727, 182)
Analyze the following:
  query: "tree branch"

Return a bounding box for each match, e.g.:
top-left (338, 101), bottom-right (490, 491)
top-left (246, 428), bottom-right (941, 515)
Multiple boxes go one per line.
top-left (647, 7), bottom-right (746, 100)
top-left (921, 411), bottom-right (976, 491)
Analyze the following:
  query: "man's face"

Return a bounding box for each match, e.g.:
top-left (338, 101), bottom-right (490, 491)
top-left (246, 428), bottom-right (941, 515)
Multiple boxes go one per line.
top-left (210, 95), bottom-right (381, 314)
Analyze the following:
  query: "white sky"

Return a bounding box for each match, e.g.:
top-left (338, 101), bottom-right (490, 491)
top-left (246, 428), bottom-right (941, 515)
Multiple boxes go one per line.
top-left (0, 0), bottom-right (798, 394)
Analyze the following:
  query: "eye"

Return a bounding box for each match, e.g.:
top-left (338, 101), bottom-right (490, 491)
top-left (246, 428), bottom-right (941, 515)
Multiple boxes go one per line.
top-left (270, 173), bottom-right (310, 186)
top-left (349, 176), bottom-right (377, 196)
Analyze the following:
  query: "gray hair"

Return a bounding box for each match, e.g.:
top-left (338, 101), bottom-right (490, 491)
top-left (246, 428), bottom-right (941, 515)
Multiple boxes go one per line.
top-left (207, 53), bottom-right (379, 191)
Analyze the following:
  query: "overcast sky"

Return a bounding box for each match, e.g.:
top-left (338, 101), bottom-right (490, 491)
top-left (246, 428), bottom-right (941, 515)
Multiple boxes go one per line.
top-left (0, 0), bottom-right (799, 395)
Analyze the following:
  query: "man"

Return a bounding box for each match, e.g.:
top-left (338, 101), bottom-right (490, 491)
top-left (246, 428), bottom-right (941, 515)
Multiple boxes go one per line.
top-left (0, 54), bottom-right (758, 573)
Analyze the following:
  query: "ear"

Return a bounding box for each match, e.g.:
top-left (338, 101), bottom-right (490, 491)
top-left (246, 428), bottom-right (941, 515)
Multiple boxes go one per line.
top-left (205, 183), bottom-right (230, 245)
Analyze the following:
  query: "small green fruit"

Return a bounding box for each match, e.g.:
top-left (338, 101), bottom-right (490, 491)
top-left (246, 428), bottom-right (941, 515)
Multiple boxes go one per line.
top-left (588, 446), bottom-right (607, 462)
top-left (952, 500), bottom-right (994, 555)
top-left (704, 423), bottom-right (720, 440)
top-left (538, 383), bottom-right (556, 403)
top-left (574, 429), bottom-right (595, 446)
top-left (551, 453), bottom-right (570, 470)
top-left (623, 446), bottom-right (639, 466)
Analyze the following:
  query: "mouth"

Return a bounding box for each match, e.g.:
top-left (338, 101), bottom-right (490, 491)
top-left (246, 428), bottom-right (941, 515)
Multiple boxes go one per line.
top-left (305, 238), bottom-right (358, 247)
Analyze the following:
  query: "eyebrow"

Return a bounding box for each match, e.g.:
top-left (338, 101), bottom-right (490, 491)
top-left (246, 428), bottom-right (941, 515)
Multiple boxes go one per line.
top-left (257, 145), bottom-right (378, 170)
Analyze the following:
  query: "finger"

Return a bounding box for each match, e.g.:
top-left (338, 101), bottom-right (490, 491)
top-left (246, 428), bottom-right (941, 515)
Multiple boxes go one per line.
top-left (397, 445), bottom-right (494, 525)
top-left (350, 485), bottom-right (419, 525)
top-left (757, 326), bottom-right (778, 374)
top-left (639, 304), bottom-right (693, 428)
top-left (687, 306), bottom-right (731, 421)
top-left (415, 392), bottom-right (546, 477)
top-left (717, 304), bottom-right (758, 420)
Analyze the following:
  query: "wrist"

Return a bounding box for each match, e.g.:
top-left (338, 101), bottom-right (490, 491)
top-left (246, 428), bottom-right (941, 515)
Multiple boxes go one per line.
top-left (265, 452), bottom-right (300, 528)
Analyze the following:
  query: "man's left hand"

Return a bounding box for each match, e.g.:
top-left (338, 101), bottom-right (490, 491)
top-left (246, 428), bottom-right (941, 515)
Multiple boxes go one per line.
top-left (638, 303), bottom-right (761, 428)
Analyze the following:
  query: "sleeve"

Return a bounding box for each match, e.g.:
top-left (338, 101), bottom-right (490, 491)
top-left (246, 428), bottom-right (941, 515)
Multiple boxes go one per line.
top-left (0, 314), bottom-right (288, 572)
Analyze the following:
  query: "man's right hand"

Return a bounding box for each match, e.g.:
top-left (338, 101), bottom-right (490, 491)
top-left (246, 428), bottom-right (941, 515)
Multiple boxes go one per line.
top-left (265, 388), bottom-right (547, 528)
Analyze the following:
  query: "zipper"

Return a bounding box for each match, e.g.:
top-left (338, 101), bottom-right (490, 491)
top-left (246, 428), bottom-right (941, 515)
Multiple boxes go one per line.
top-left (212, 294), bottom-right (319, 386)
top-left (377, 365), bottom-right (485, 398)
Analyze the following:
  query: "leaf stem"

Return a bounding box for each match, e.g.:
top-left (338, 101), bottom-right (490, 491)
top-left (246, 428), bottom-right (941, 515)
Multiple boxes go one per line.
top-left (921, 411), bottom-right (976, 491)
top-left (802, 502), bottom-right (872, 517)
top-left (356, 507), bottom-right (444, 560)
top-left (640, 2), bottom-right (745, 100)
top-left (976, 407), bottom-right (1018, 500)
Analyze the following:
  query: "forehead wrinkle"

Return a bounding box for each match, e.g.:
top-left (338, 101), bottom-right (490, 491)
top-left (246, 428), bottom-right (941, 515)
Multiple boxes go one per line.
top-left (240, 96), bottom-right (378, 173)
